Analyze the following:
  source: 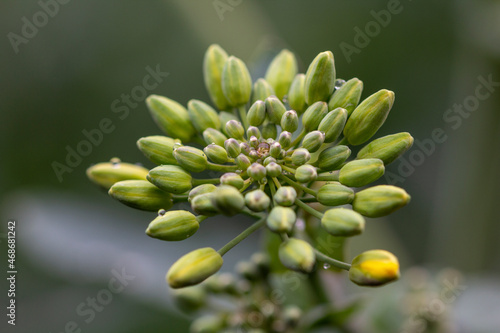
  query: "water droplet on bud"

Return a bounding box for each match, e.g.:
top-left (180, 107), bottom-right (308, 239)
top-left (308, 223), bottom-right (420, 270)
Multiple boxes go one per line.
top-left (158, 209), bottom-right (166, 216)
top-left (323, 263), bottom-right (330, 269)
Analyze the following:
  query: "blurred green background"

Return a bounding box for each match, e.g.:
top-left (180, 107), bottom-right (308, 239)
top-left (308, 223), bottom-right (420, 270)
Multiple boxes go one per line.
top-left (1, 0), bottom-right (499, 332)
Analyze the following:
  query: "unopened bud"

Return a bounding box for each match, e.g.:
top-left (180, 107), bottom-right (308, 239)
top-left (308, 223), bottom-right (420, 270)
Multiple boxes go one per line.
top-left (269, 142), bottom-right (282, 158)
top-left (147, 165), bottom-right (193, 194)
top-left (204, 144), bottom-right (228, 164)
top-left (304, 51), bottom-right (335, 105)
top-left (247, 100), bottom-right (267, 127)
top-left (187, 99), bottom-right (221, 134)
top-left (318, 108), bottom-right (348, 143)
top-left (203, 128), bottom-right (227, 147)
top-left (267, 206), bottom-right (296, 233)
top-left (252, 78), bottom-right (276, 104)
top-left (174, 146), bottom-right (208, 173)
top-left (317, 145), bottom-right (351, 171)
top-left (279, 238), bottom-right (316, 273)
top-left (317, 182), bottom-right (354, 206)
top-left (109, 180), bottom-right (173, 211)
top-left (295, 164), bottom-right (318, 183)
top-left (328, 78), bottom-right (363, 116)
top-left (191, 192), bottom-right (220, 216)
top-left (136, 136), bottom-right (180, 165)
top-left (291, 148), bottom-right (311, 166)
top-left (265, 96), bottom-right (287, 124)
top-left (262, 122), bottom-right (278, 139)
top-left (247, 163), bottom-right (267, 181)
top-left (349, 250), bottom-right (400, 287)
top-left (288, 74), bottom-right (306, 114)
top-left (220, 172), bottom-right (244, 189)
top-left (302, 101), bottom-right (328, 131)
top-left (87, 161), bottom-right (149, 190)
top-left (265, 49), bottom-right (297, 100)
top-left (225, 120), bottom-right (245, 140)
top-left (278, 131), bottom-right (292, 149)
top-left (203, 44), bottom-right (230, 110)
top-left (236, 154), bottom-right (251, 170)
top-left (339, 158), bottom-right (384, 187)
top-left (321, 208), bottom-right (365, 237)
top-left (146, 210), bottom-right (199, 241)
top-left (146, 95), bottom-right (195, 142)
top-left (222, 56), bottom-right (252, 107)
top-left (265, 162), bottom-right (282, 178)
top-left (188, 184), bottom-right (217, 202)
top-left (301, 130), bottom-right (325, 153)
top-left (224, 138), bottom-right (241, 158)
top-left (247, 126), bottom-right (261, 139)
top-left (167, 247), bottom-right (223, 288)
top-left (281, 110), bottom-right (299, 133)
top-left (245, 189), bottom-right (271, 212)
top-left (357, 132), bottom-right (414, 165)
top-left (212, 185), bottom-right (245, 216)
top-left (274, 186), bottom-right (297, 207)
top-left (219, 111), bottom-right (238, 137)
top-left (352, 185), bottom-right (410, 217)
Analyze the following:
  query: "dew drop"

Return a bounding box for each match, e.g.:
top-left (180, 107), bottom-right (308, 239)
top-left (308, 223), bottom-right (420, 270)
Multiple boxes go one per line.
top-left (135, 162), bottom-right (143, 167)
top-left (323, 263), bottom-right (330, 269)
top-left (259, 178), bottom-right (268, 185)
top-left (110, 157), bottom-right (121, 168)
top-left (235, 169), bottom-right (242, 174)
top-left (158, 209), bottom-right (166, 216)
top-left (334, 79), bottom-right (346, 90)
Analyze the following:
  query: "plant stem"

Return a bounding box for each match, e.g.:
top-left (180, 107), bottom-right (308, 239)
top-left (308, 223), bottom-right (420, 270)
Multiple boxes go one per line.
top-left (294, 199), bottom-right (324, 219)
top-left (192, 178), bottom-right (220, 186)
top-left (299, 197), bottom-right (318, 203)
top-left (281, 165), bottom-right (296, 174)
top-left (314, 249), bottom-right (351, 271)
top-left (172, 194), bottom-right (189, 203)
top-left (217, 217), bottom-right (266, 256)
top-left (291, 129), bottom-right (307, 148)
top-left (316, 171), bottom-right (340, 182)
top-left (337, 136), bottom-right (349, 146)
top-left (206, 162), bottom-right (238, 172)
top-left (238, 105), bottom-right (249, 130)
top-left (271, 177), bottom-right (281, 189)
top-left (279, 174), bottom-right (317, 197)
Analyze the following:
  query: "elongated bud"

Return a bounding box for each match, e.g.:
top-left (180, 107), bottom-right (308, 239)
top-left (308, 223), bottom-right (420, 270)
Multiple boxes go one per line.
top-left (220, 172), bottom-right (244, 189)
top-left (252, 78), bottom-right (276, 104)
top-left (328, 78), bottom-right (363, 116)
top-left (136, 136), bottom-right (180, 165)
top-left (109, 180), bottom-right (172, 211)
top-left (245, 189), bottom-right (271, 212)
top-left (172, 285), bottom-right (206, 313)
top-left (191, 192), bottom-right (219, 216)
top-left (247, 100), bottom-right (267, 127)
top-left (279, 238), bottom-right (316, 273)
top-left (317, 145), bottom-right (351, 171)
top-left (203, 44), bottom-right (230, 110)
top-left (267, 206), bottom-right (296, 233)
top-left (187, 99), bottom-right (221, 133)
top-left (174, 146), bottom-right (208, 173)
top-left (204, 144), bottom-right (228, 164)
top-left (147, 165), bottom-right (193, 194)
top-left (343, 89), bottom-right (395, 145)
top-left (146, 210), bottom-right (200, 241)
top-left (219, 111), bottom-right (238, 136)
top-left (87, 161), bottom-right (149, 190)
top-left (317, 182), bottom-right (354, 206)
top-left (281, 110), bottom-right (299, 133)
top-left (291, 148), bottom-right (311, 166)
top-left (269, 142), bottom-right (282, 158)
top-left (301, 130), bottom-right (325, 153)
top-left (247, 126), bottom-right (261, 139)
top-left (352, 185), bottom-right (410, 217)
top-left (349, 250), bottom-right (400, 287)
top-left (262, 122), bottom-right (277, 139)
top-left (302, 101), bottom-right (328, 131)
top-left (225, 119), bottom-right (245, 140)
top-left (236, 154), bottom-right (251, 170)
top-left (224, 138), bottom-right (241, 158)
top-left (263, 156), bottom-right (276, 166)
top-left (188, 184), bottom-right (217, 202)
top-left (357, 132), bottom-right (414, 165)
top-left (318, 108), bottom-right (348, 143)
top-left (247, 163), bottom-right (267, 181)
top-left (203, 128), bottom-right (227, 147)
top-left (265, 96), bottom-right (287, 124)
top-left (265, 49), bottom-right (297, 100)
top-left (339, 158), bottom-right (384, 187)
top-left (167, 247), bottom-right (223, 288)
top-left (288, 74), bottom-right (307, 114)
top-left (222, 56), bottom-right (252, 107)
top-left (304, 51), bottom-right (335, 105)
top-left (212, 185), bottom-right (245, 216)
top-left (321, 208), bottom-right (365, 237)
top-left (146, 95), bottom-right (195, 142)
top-left (295, 164), bottom-right (318, 183)
top-left (274, 186), bottom-right (297, 207)
top-left (278, 131), bottom-right (292, 149)
top-left (265, 162), bottom-right (282, 178)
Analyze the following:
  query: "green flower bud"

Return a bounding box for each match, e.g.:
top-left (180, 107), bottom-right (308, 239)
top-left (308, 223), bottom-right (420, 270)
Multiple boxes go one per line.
top-left (301, 130), bottom-right (325, 153)
top-left (222, 56), bottom-right (252, 107)
top-left (321, 208), bottom-right (365, 237)
top-left (247, 100), bottom-right (266, 127)
top-left (302, 101), bottom-right (328, 131)
top-left (147, 165), bottom-right (193, 194)
top-left (265, 162), bottom-right (282, 178)
top-left (318, 108), bottom-right (348, 143)
top-left (236, 154), bottom-right (251, 170)
top-left (343, 89), bottom-right (395, 145)
top-left (146, 210), bottom-right (200, 241)
top-left (212, 185), bottom-right (245, 216)
top-left (274, 186), bottom-right (297, 207)
top-left (224, 138), bottom-right (241, 158)
top-left (174, 146), bottom-right (208, 173)
top-left (349, 250), bottom-right (400, 287)
top-left (357, 132), bottom-right (414, 165)
top-left (167, 247), bottom-right (223, 288)
top-left (219, 111), bottom-right (238, 137)
top-left (269, 142), bottom-right (282, 158)
top-left (278, 131), bottom-right (292, 149)
top-left (267, 206), bottom-right (296, 233)
top-left (295, 164), bottom-right (318, 183)
top-left (247, 126), bottom-right (261, 139)
top-left (281, 110), bottom-right (299, 133)
top-left (204, 144), bottom-right (228, 164)
top-left (188, 184), bottom-right (217, 202)
top-left (146, 95), bottom-right (195, 142)
top-left (352, 185), bottom-right (410, 217)
top-left (263, 156), bottom-right (277, 166)
top-left (265, 49), bottom-right (297, 100)
top-left (279, 238), bottom-right (316, 273)
top-left (191, 192), bottom-right (220, 216)
top-left (220, 172), bottom-right (244, 189)
top-left (317, 182), bottom-right (354, 206)
top-left (87, 161), bottom-right (149, 190)
top-left (339, 158), bottom-right (384, 187)
top-left (317, 145), bottom-right (351, 171)
top-left (225, 119), bottom-right (245, 140)
top-left (187, 99), bottom-right (221, 133)
top-left (288, 74), bottom-right (306, 114)
top-left (262, 122), bottom-right (277, 140)
top-left (203, 44), bottom-right (230, 110)
top-left (172, 285), bottom-right (206, 313)
top-left (245, 189), bottom-right (271, 212)
top-left (190, 314), bottom-right (226, 333)
top-left (203, 128), bottom-right (228, 147)
top-left (328, 78), bottom-right (363, 116)
top-left (265, 96), bottom-right (287, 124)
top-left (136, 136), bottom-right (180, 165)
top-left (109, 180), bottom-right (173, 211)
top-left (247, 163), bottom-right (267, 181)
top-left (251, 78), bottom-right (276, 104)
top-left (304, 51), bottom-right (335, 105)
top-left (291, 148), bottom-right (311, 166)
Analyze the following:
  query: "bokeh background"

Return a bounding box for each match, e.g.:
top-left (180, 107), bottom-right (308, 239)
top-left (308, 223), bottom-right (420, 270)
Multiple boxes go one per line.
top-left (1, 0), bottom-right (499, 332)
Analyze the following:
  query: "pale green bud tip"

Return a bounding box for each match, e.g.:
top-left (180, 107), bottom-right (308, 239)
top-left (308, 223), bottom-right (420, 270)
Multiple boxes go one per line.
top-left (247, 163), bottom-right (267, 181)
top-left (225, 119), bottom-right (245, 140)
top-left (279, 238), bottom-right (316, 273)
top-left (204, 144), bottom-right (228, 164)
top-left (318, 145), bottom-right (351, 171)
top-left (252, 78), bottom-right (275, 104)
top-left (136, 136), bottom-right (180, 165)
top-left (173, 146), bottom-right (208, 173)
top-left (274, 186), bottom-right (297, 207)
top-left (281, 110), bottom-right (299, 133)
top-left (191, 192), bottom-right (219, 216)
top-left (147, 165), bottom-right (193, 194)
top-left (291, 148), bottom-right (311, 166)
top-left (304, 51), bottom-right (336, 105)
top-left (86, 161), bottom-right (149, 190)
top-left (203, 44), bottom-right (230, 110)
top-left (353, 185), bottom-right (410, 217)
top-left (224, 138), bottom-right (241, 158)
top-left (318, 108), bottom-right (348, 143)
top-left (269, 142), bottom-right (282, 158)
top-left (262, 122), bottom-right (278, 139)
top-left (222, 56), bottom-right (252, 107)
top-left (236, 154), bottom-right (251, 170)
top-left (220, 172), bottom-right (244, 190)
top-left (212, 185), bottom-right (245, 216)
top-left (267, 206), bottom-right (296, 233)
top-left (247, 100), bottom-right (266, 127)
top-left (188, 184), bottom-right (217, 202)
top-left (187, 99), bottom-right (221, 133)
top-left (247, 126), bottom-right (261, 139)
top-left (317, 182), bottom-right (354, 206)
top-left (265, 95), bottom-right (287, 124)
top-left (288, 74), bottom-right (306, 114)
top-left (349, 250), bottom-right (400, 287)
top-left (321, 208), bottom-right (365, 237)
top-left (146, 210), bottom-right (199, 241)
top-left (245, 189), bottom-right (271, 212)
top-left (279, 131), bottom-right (292, 149)
top-left (146, 95), bottom-right (195, 142)
top-left (265, 49), bottom-right (298, 100)
top-left (167, 247), bottom-right (223, 288)
top-left (295, 164), bottom-right (318, 183)
top-left (265, 162), bottom-right (282, 178)
top-left (301, 130), bottom-right (325, 153)
top-left (339, 158), bottom-right (384, 187)
top-left (203, 128), bottom-right (227, 147)
top-left (328, 78), bottom-right (364, 115)
top-left (302, 101), bottom-right (328, 131)
top-left (357, 132), bottom-right (414, 165)
top-left (109, 180), bottom-right (172, 211)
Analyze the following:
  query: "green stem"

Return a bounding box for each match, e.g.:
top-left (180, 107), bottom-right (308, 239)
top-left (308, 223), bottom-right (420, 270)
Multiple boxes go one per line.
top-left (206, 162), bottom-right (238, 172)
top-left (172, 194), bottom-right (189, 203)
top-left (337, 136), bottom-right (349, 146)
top-left (271, 177), bottom-right (281, 189)
top-left (279, 174), bottom-right (317, 197)
top-left (192, 178), bottom-right (220, 186)
top-left (294, 199), bottom-right (324, 219)
top-left (238, 105), bottom-right (249, 130)
top-left (240, 179), bottom-right (253, 192)
top-left (217, 218), bottom-right (266, 256)
top-left (241, 208), bottom-right (265, 220)
top-left (297, 196), bottom-right (318, 203)
top-left (314, 249), bottom-right (351, 271)
top-left (268, 177), bottom-right (277, 206)
top-left (281, 165), bottom-right (296, 174)
top-left (196, 215), bottom-right (208, 223)
top-left (316, 171), bottom-right (340, 182)
top-left (291, 129), bottom-right (307, 148)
